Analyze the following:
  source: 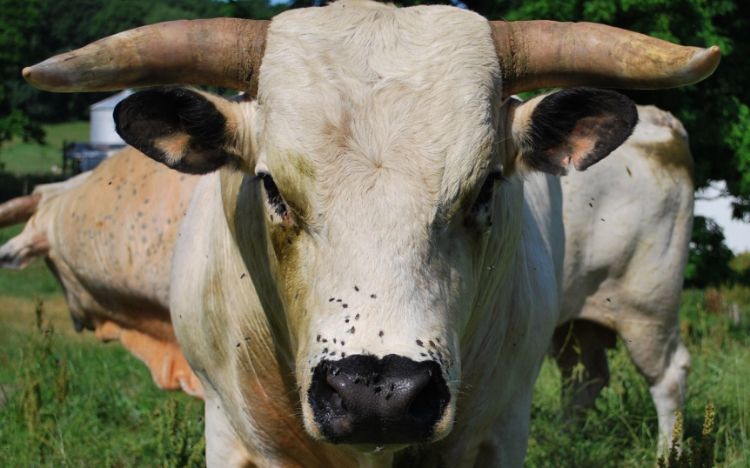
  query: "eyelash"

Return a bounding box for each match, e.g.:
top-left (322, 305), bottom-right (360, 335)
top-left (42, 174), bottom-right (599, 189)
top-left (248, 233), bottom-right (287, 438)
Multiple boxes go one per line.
top-left (473, 171), bottom-right (503, 209)
top-left (257, 172), bottom-right (289, 221)
top-left (465, 171), bottom-right (503, 230)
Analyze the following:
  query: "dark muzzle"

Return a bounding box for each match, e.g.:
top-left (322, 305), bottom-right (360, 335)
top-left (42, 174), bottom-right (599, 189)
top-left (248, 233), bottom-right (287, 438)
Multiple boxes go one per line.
top-left (308, 354), bottom-right (449, 444)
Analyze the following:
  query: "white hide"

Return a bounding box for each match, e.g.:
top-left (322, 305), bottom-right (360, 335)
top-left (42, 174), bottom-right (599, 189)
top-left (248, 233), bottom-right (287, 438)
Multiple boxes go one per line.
top-left (560, 105), bottom-right (694, 452)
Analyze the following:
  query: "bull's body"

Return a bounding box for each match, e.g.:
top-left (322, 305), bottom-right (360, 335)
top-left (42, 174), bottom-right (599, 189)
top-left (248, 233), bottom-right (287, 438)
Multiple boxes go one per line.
top-left (555, 105), bottom-right (693, 451)
top-left (0, 148), bottom-right (202, 396)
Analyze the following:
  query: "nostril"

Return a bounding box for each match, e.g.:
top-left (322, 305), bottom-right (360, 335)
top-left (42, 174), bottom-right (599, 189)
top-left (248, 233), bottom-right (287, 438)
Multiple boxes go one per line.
top-left (330, 389), bottom-right (345, 412)
top-left (407, 370), bottom-right (443, 424)
top-left (325, 370), bottom-right (350, 412)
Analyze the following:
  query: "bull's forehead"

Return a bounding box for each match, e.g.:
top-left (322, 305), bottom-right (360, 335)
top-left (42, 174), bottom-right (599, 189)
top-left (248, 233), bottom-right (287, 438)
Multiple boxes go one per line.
top-left (257, 1), bottom-right (500, 223)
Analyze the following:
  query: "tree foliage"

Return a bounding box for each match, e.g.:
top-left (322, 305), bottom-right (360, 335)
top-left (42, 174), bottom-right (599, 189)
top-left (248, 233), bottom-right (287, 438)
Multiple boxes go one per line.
top-left (729, 251), bottom-right (750, 286)
top-left (0, 0), bottom-right (45, 145)
top-left (684, 216), bottom-right (735, 288)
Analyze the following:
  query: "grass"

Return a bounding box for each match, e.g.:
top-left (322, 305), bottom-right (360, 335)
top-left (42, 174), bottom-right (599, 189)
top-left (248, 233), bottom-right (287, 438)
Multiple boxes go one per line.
top-left (526, 287), bottom-right (750, 467)
top-left (0, 121), bottom-right (89, 175)
top-left (0, 302), bottom-right (204, 466)
top-left (0, 226), bottom-right (61, 298)
top-left (0, 236), bottom-right (747, 465)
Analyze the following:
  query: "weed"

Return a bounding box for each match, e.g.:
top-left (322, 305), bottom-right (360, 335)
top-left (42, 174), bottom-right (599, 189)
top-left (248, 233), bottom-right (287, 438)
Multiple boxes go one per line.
top-left (658, 402), bottom-right (716, 468)
top-left (154, 398), bottom-right (205, 467)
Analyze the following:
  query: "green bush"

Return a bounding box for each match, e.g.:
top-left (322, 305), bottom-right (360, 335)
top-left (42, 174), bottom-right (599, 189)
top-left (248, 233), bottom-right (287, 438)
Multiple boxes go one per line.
top-left (685, 217), bottom-right (736, 288)
top-left (729, 251), bottom-right (750, 286)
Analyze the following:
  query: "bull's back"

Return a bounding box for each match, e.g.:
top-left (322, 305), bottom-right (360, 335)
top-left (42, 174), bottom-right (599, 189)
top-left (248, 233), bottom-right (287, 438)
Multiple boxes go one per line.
top-left (48, 147), bottom-right (200, 337)
top-left (559, 105), bottom-right (694, 326)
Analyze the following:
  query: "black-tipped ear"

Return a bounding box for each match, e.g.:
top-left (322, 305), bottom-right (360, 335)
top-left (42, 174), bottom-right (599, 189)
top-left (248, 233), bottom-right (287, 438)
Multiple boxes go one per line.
top-left (517, 88), bottom-right (638, 175)
top-left (114, 87), bottom-right (236, 174)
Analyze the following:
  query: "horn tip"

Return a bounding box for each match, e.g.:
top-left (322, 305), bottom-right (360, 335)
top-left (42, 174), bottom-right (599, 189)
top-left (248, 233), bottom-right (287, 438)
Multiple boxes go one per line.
top-left (22, 60), bottom-right (81, 92)
top-left (22, 62), bottom-right (61, 91)
top-left (688, 45), bottom-right (721, 83)
top-left (21, 64), bottom-right (49, 89)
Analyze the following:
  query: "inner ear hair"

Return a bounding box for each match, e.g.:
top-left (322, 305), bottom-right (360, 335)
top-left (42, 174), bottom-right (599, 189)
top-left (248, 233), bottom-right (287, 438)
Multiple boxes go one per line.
top-left (524, 88), bottom-right (638, 175)
top-left (114, 87), bottom-right (239, 174)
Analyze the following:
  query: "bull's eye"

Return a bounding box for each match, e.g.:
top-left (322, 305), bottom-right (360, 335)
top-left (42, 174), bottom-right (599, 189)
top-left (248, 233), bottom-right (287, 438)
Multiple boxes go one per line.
top-left (257, 171), bottom-right (291, 226)
top-left (468, 171), bottom-right (503, 230)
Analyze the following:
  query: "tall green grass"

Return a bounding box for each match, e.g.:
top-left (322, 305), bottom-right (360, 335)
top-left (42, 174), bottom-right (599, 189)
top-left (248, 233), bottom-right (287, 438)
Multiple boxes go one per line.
top-left (0, 302), bottom-right (204, 466)
top-left (526, 287), bottom-right (750, 467)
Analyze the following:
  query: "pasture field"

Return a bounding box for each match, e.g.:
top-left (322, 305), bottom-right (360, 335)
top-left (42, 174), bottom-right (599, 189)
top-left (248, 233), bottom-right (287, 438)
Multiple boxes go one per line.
top-left (0, 121), bottom-right (89, 175)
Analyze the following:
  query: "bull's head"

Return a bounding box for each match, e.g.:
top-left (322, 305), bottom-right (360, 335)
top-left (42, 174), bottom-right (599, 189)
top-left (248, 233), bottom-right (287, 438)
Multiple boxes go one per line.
top-left (24, 2), bottom-right (718, 450)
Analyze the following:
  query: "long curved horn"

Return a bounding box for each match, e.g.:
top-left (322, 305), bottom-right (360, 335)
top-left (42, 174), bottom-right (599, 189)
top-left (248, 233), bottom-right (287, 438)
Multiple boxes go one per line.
top-left (490, 21), bottom-right (721, 96)
top-left (0, 193), bottom-right (41, 228)
top-left (23, 18), bottom-right (269, 95)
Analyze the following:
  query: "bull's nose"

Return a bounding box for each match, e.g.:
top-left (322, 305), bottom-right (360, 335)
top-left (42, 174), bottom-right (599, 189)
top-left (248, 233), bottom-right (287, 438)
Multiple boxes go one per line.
top-left (308, 354), bottom-right (450, 444)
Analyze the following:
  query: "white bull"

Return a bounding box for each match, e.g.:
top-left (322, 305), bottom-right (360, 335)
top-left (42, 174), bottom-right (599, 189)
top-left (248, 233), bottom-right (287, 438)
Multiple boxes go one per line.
top-left (24, 1), bottom-right (718, 465)
top-left (554, 105), bottom-right (694, 452)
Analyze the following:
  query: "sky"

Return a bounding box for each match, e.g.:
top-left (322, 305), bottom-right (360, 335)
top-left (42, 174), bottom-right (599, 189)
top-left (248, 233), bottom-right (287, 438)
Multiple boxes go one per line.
top-left (694, 181), bottom-right (750, 254)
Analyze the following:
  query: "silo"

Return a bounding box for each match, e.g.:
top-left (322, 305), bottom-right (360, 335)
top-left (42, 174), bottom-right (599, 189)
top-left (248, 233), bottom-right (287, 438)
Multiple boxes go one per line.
top-left (89, 89), bottom-right (133, 145)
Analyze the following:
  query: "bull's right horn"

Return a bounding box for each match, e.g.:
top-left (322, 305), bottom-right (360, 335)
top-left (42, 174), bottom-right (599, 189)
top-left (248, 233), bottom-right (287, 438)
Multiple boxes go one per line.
top-left (22, 18), bottom-right (269, 96)
top-left (491, 21), bottom-right (721, 96)
top-left (0, 193), bottom-right (41, 228)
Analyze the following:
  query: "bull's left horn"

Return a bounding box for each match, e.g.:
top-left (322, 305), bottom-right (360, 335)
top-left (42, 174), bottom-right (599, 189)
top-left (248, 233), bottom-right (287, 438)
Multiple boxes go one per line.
top-left (0, 193), bottom-right (41, 228)
top-left (490, 21), bottom-right (721, 96)
top-left (22, 18), bottom-right (269, 95)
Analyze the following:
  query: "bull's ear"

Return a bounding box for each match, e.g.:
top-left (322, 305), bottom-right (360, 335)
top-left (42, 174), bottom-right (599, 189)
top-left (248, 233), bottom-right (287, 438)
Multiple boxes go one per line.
top-left (509, 88), bottom-right (637, 175)
top-left (114, 87), bottom-right (245, 174)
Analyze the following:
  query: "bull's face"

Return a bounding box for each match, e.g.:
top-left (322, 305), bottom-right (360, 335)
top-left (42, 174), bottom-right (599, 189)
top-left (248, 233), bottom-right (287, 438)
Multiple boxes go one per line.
top-left (114, 85), bottom-right (636, 448)
top-left (23, 0), bottom-right (718, 452)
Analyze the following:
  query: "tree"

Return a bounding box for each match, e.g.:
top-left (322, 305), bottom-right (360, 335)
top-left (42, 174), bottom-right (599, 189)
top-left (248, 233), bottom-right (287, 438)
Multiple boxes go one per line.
top-left (0, 0), bottom-right (45, 146)
top-left (684, 216), bottom-right (735, 288)
top-left (729, 251), bottom-right (750, 286)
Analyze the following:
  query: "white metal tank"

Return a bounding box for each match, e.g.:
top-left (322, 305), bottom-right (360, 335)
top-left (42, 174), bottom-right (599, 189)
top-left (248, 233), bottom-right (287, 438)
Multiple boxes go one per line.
top-left (89, 89), bottom-right (133, 145)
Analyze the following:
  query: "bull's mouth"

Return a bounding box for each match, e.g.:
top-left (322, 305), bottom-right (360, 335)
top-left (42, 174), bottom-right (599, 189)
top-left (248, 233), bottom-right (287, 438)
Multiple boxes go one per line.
top-left (306, 354), bottom-right (450, 445)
